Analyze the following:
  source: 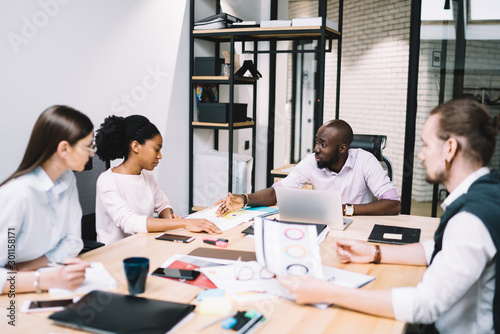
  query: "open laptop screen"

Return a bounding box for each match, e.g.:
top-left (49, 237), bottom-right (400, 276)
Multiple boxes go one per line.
top-left (275, 188), bottom-right (352, 230)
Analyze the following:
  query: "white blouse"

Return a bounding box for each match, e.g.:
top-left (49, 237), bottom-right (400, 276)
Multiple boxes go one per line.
top-left (0, 167), bottom-right (83, 291)
top-left (95, 169), bottom-right (172, 245)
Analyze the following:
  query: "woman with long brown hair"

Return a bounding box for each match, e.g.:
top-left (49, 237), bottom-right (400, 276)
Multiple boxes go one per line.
top-left (0, 105), bottom-right (93, 294)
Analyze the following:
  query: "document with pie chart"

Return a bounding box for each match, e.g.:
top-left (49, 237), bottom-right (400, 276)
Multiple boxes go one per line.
top-left (253, 217), bottom-right (324, 279)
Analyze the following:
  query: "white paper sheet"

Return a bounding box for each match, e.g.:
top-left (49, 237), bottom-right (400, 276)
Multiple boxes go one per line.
top-left (49, 262), bottom-right (117, 298)
top-left (200, 262), bottom-right (375, 306)
top-left (187, 205), bottom-right (278, 232)
top-left (199, 261), bottom-right (284, 304)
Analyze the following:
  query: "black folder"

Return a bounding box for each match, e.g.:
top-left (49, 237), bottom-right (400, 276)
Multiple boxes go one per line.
top-left (367, 224), bottom-right (421, 245)
top-left (49, 290), bottom-right (195, 334)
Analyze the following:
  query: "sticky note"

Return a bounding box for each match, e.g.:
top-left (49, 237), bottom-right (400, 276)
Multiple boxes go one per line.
top-left (196, 296), bottom-right (233, 315)
top-left (383, 233), bottom-right (403, 240)
top-left (196, 288), bottom-right (225, 301)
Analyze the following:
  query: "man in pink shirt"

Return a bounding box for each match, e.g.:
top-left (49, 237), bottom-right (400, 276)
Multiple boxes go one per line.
top-left (216, 119), bottom-right (400, 217)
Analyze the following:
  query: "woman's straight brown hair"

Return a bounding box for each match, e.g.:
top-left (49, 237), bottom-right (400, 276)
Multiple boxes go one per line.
top-left (1, 105), bottom-right (93, 186)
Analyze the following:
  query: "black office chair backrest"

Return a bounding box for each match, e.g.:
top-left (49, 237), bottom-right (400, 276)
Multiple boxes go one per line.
top-left (350, 134), bottom-right (393, 181)
top-left (75, 155), bottom-right (108, 252)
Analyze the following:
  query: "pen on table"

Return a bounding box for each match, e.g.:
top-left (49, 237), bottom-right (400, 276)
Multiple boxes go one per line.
top-left (245, 316), bottom-right (266, 334)
top-left (199, 311), bottom-right (237, 330)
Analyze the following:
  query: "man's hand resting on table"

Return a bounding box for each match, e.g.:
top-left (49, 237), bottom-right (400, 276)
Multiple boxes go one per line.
top-left (335, 238), bottom-right (376, 264)
top-left (214, 192), bottom-right (245, 217)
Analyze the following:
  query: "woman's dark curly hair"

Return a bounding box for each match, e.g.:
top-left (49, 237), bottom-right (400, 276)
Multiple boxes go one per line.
top-left (95, 115), bottom-right (160, 161)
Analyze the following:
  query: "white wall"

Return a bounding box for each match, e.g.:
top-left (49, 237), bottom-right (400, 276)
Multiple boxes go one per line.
top-left (0, 0), bottom-right (191, 214)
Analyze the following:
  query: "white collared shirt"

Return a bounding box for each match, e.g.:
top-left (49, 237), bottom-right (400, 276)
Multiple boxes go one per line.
top-left (273, 149), bottom-right (398, 203)
top-left (392, 167), bottom-right (495, 334)
top-left (0, 167), bottom-right (83, 291)
top-left (95, 169), bottom-right (172, 245)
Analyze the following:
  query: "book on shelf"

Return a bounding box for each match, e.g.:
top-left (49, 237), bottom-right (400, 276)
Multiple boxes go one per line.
top-left (194, 12), bottom-right (243, 30)
top-left (230, 21), bottom-right (260, 28)
top-left (367, 224), bottom-right (421, 245)
top-left (291, 17), bottom-right (338, 31)
top-left (194, 12), bottom-right (242, 25)
top-left (194, 21), bottom-right (228, 30)
top-left (260, 20), bottom-right (292, 28)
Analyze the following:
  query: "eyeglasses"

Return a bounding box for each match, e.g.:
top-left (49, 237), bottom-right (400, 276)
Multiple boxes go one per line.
top-left (79, 143), bottom-right (97, 154)
top-left (234, 257), bottom-right (275, 281)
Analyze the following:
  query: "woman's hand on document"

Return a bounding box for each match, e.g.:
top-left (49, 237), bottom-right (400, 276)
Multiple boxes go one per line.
top-left (214, 192), bottom-right (244, 217)
top-left (183, 219), bottom-right (221, 234)
top-left (335, 239), bottom-right (375, 264)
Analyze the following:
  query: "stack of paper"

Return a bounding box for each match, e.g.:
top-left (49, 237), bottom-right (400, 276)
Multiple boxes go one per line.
top-left (260, 20), bottom-right (292, 28)
top-left (292, 17), bottom-right (339, 31)
top-left (194, 13), bottom-right (242, 30)
top-left (231, 21), bottom-right (260, 28)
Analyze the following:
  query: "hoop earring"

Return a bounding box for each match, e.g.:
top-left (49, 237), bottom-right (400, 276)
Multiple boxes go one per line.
top-left (445, 159), bottom-right (451, 172)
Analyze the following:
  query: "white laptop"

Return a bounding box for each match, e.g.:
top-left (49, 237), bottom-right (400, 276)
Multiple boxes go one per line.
top-left (275, 188), bottom-right (353, 230)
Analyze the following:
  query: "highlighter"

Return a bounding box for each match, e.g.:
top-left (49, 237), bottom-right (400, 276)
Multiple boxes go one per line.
top-left (203, 238), bottom-right (228, 248)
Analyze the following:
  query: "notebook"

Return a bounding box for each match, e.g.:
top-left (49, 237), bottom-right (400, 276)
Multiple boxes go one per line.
top-left (49, 290), bottom-right (195, 334)
top-left (275, 188), bottom-right (353, 230)
top-left (367, 224), bottom-right (421, 245)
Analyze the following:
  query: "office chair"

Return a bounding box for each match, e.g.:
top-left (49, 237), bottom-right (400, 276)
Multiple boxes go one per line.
top-left (350, 134), bottom-right (393, 181)
top-left (75, 156), bottom-right (108, 254)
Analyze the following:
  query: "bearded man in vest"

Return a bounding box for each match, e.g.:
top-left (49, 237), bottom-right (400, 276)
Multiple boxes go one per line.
top-left (279, 99), bottom-right (500, 334)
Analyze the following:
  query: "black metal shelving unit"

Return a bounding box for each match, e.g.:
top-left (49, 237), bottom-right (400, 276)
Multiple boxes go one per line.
top-left (189, 0), bottom-right (342, 211)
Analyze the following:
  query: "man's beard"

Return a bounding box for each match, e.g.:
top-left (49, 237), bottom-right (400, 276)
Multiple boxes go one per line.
top-left (316, 149), bottom-right (339, 170)
top-left (424, 168), bottom-right (447, 184)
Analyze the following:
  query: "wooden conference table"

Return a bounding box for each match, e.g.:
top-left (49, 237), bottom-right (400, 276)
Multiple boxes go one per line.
top-left (3, 214), bottom-right (439, 334)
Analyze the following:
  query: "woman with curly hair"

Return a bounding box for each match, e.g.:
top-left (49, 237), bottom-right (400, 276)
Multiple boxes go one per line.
top-left (95, 115), bottom-right (220, 245)
top-left (0, 105), bottom-right (92, 294)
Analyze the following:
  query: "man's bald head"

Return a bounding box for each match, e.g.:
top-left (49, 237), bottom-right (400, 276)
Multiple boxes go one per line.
top-left (321, 119), bottom-right (354, 147)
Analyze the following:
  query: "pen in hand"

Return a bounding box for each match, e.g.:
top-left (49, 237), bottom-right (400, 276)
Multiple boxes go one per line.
top-left (48, 262), bottom-right (72, 267)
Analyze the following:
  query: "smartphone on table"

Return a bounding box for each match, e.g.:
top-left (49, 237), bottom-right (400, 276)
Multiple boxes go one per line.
top-left (20, 298), bottom-right (76, 313)
top-left (152, 267), bottom-right (200, 280)
top-left (155, 233), bottom-right (195, 243)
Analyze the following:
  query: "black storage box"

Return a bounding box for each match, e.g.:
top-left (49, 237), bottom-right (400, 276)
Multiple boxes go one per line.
top-left (198, 103), bottom-right (247, 123)
top-left (195, 57), bottom-right (225, 76)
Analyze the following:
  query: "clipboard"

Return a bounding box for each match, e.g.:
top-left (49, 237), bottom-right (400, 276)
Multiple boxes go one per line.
top-left (188, 247), bottom-right (256, 261)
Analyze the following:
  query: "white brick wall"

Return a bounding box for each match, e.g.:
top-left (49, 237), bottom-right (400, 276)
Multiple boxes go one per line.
top-left (288, 0), bottom-right (411, 197)
top-left (286, 0), bottom-right (500, 202)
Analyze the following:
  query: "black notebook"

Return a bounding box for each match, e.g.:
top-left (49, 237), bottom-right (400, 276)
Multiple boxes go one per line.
top-left (367, 224), bottom-right (421, 245)
top-left (49, 290), bottom-right (195, 334)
